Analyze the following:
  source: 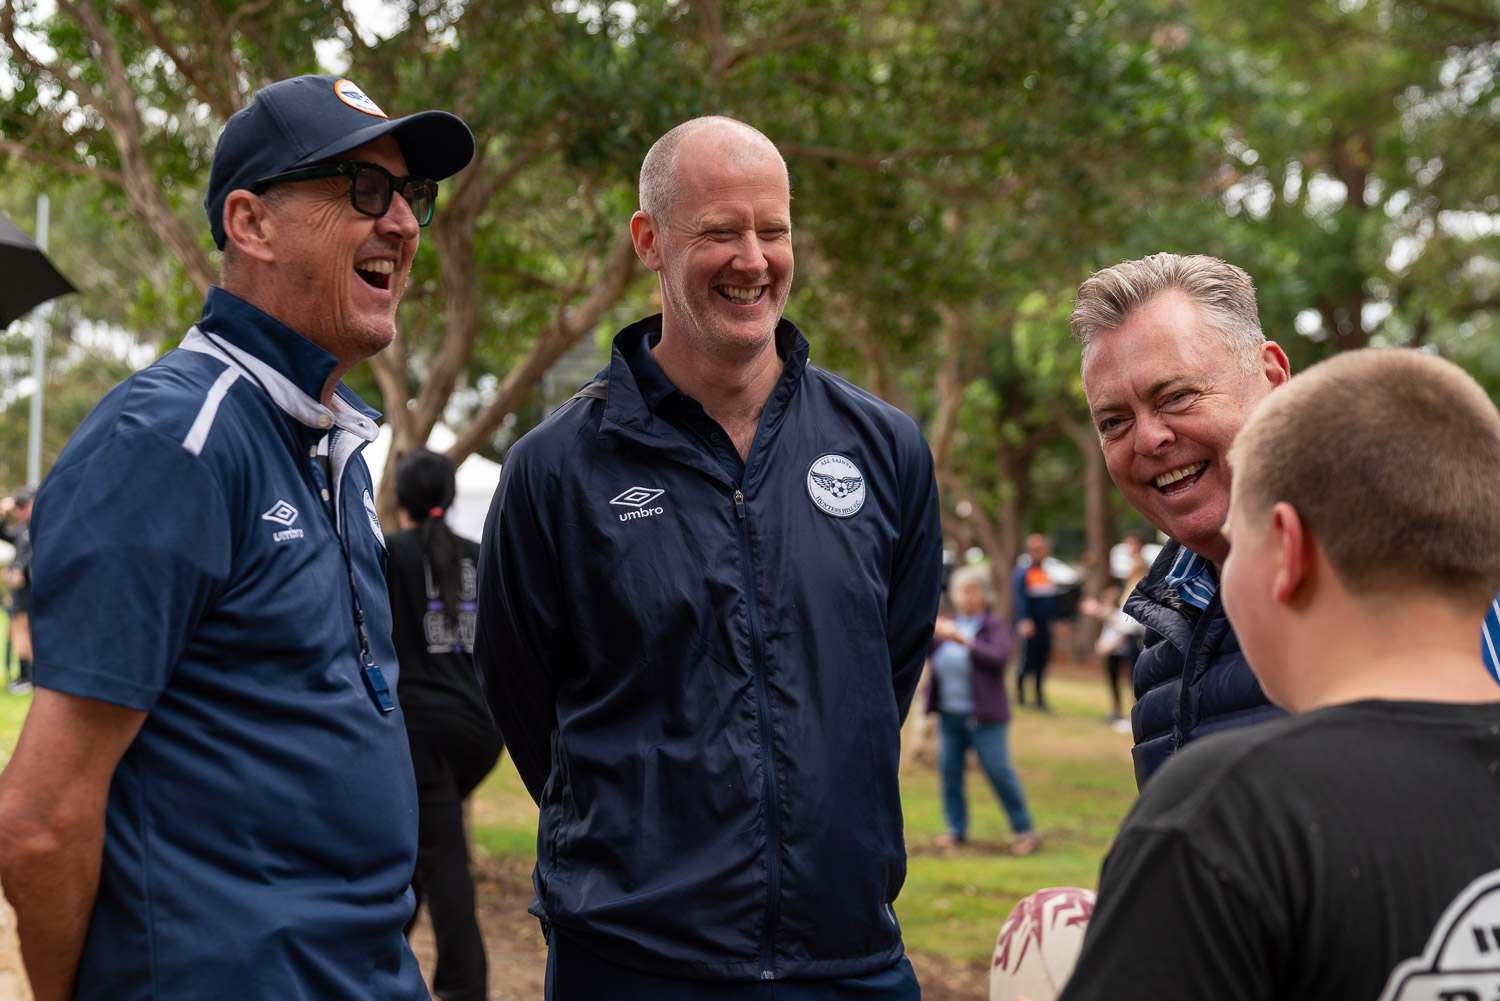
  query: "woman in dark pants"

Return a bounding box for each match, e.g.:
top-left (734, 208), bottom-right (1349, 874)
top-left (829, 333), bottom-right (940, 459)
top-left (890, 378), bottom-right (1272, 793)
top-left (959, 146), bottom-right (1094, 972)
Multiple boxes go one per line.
top-left (925, 565), bottom-right (1039, 856)
top-left (385, 449), bottom-right (504, 1001)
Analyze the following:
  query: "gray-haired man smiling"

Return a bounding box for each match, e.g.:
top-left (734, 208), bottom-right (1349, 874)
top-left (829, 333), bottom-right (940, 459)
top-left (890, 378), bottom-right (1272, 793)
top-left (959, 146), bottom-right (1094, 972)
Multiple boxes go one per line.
top-left (1072, 253), bottom-right (1291, 788)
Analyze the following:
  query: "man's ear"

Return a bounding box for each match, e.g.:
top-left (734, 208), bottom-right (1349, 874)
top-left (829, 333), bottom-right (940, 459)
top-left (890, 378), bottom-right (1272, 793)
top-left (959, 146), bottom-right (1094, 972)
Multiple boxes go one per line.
top-left (630, 211), bottom-right (664, 273)
top-left (1269, 501), bottom-right (1311, 603)
top-left (1261, 341), bottom-right (1292, 389)
top-left (222, 190), bottom-right (277, 264)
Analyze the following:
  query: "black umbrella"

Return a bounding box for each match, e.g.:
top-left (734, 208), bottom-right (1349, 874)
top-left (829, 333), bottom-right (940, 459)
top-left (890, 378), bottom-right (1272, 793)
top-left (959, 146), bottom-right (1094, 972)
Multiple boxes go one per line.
top-left (0, 211), bottom-right (76, 327)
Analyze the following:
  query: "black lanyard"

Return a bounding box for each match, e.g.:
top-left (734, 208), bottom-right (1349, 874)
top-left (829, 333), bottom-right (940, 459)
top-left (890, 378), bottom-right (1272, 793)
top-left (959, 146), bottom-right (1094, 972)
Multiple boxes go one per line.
top-left (330, 468), bottom-right (395, 713)
top-left (202, 329), bottom-right (394, 714)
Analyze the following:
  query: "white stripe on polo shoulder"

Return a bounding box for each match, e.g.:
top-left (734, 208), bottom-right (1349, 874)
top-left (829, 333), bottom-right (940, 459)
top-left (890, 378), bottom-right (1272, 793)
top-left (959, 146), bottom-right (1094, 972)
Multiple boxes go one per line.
top-left (181, 366), bottom-right (242, 456)
top-left (178, 327), bottom-right (376, 441)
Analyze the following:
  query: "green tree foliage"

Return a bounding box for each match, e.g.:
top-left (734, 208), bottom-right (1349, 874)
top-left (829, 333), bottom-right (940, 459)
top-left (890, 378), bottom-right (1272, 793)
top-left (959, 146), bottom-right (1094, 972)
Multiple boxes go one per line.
top-left (1183, 0), bottom-right (1500, 371)
top-left (3, 0), bottom-right (1498, 558)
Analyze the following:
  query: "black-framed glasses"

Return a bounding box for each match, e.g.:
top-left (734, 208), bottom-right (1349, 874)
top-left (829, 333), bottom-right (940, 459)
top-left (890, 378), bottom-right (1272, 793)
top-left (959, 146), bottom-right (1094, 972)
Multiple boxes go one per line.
top-left (250, 161), bottom-right (439, 227)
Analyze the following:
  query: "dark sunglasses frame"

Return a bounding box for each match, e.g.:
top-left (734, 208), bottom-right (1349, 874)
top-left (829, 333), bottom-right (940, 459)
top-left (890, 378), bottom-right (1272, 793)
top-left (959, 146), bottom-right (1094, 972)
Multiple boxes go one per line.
top-left (250, 161), bottom-right (438, 226)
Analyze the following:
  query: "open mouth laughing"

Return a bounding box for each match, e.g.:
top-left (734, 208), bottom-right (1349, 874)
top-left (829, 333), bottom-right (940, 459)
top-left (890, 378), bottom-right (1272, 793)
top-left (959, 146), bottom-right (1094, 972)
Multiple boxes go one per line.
top-left (355, 258), bottom-right (395, 291)
top-left (1154, 461), bottom-right (1206, 495)
top-left (716, 284), bottom-right (764, 305)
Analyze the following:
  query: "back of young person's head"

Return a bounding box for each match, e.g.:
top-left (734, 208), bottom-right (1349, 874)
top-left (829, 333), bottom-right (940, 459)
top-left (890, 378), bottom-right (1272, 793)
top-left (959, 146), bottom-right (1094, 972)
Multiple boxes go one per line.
top-left (1229, 348), bottom-right (1500, 611)
top-left (394, 447), bottom-right (463, 622)
top-left (395, 447), bottom-right (456, 519)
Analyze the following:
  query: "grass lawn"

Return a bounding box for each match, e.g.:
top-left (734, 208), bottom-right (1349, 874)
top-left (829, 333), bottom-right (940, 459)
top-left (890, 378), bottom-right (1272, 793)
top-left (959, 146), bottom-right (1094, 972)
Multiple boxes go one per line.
top-left (0, 688), bottom-right (29, 771)
top-left (0, 608), bottom-right (28, 770)
top-left (471, 669), bottom-right (1137, 967)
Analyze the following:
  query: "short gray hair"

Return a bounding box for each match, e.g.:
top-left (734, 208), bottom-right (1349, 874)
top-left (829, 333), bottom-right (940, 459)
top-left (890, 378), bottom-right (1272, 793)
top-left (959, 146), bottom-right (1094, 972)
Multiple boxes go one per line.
top-left (638, 116), bottom-right (786, 224)
top-left (1070, 253), bottom-right (1265, 370)
top-left (947, 564), bottom-right (993, 608)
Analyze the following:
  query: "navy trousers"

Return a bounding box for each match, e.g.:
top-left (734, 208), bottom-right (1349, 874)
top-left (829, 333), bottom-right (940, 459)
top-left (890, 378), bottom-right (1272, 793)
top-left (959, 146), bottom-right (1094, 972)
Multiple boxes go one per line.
top-left (545, 930), bottom-right (922, 1000)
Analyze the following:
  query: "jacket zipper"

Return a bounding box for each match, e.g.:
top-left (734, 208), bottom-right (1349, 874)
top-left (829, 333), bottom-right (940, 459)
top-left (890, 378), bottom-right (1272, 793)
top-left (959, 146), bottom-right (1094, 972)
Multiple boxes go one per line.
top-left (734, 486), bottom-right (781, 979)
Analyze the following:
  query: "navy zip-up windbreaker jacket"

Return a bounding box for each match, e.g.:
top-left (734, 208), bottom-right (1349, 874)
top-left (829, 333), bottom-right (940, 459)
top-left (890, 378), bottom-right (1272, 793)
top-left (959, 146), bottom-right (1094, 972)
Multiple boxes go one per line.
top-left (475, 315), bottom-right (943, 982)
top-left (1126, 540), bottom-right (1285, 788)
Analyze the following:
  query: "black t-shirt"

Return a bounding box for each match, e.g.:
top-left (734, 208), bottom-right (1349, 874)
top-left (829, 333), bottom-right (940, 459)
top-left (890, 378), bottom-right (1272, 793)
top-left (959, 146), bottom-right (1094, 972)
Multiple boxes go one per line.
top-left (1060, 699), bottom-right (1500, 1001)
top-left (384, 528), bottom-right (494, 741)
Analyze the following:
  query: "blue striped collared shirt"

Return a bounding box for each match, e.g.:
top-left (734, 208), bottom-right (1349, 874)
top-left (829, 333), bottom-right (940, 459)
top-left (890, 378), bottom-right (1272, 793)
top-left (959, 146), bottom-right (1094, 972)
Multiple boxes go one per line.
top-left (1164, 546), bottom-right (1217, 611)
top-left (1165, 540), bottom-right (1500, 685)
top-left (1481, 599), bottom-right (1500, 683)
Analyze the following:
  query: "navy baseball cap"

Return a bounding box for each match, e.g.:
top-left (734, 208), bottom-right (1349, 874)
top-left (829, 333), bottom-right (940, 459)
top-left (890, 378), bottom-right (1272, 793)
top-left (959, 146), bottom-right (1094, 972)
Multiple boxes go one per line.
top-left (204, 75), bottom-right (475, 249)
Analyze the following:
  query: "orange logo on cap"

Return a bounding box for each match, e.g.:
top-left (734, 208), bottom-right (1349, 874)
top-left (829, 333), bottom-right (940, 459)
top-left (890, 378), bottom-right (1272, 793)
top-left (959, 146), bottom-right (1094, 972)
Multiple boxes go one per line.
top-left (334, 79), bottom-right (387, 118)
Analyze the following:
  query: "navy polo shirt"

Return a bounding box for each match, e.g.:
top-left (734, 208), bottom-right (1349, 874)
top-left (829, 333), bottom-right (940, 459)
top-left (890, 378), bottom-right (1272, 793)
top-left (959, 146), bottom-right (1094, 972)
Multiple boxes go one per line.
top-left (29, 287), bottom-right (425, 1001)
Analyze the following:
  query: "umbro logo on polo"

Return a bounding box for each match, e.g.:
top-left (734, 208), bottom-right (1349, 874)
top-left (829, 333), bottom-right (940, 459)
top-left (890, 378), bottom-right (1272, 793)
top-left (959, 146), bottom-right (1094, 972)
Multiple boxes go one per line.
top-left (262, 499), bottom-right (305, 542)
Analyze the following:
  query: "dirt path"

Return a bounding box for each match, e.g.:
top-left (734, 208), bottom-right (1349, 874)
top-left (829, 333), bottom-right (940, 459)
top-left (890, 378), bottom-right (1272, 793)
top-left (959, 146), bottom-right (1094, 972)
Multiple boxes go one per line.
top-left (410, 856), bottom-right (992, 1001)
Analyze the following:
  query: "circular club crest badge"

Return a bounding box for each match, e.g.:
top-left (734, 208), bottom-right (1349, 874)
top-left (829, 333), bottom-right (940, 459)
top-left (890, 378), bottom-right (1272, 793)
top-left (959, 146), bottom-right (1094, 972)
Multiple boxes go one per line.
top-left (334, 79), bottom-right (387, 118)
top-left (807, 453), bottom-right (866, 518)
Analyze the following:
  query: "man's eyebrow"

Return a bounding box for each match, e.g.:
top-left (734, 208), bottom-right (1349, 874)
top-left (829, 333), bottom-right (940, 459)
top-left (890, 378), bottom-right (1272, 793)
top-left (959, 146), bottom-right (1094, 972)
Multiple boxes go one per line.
top-left (698, 215), bottom-right (790, 230)
top-left (1087, 397), bottom-right (1123, 420)
top-left (1143, 375), bottom-right (1189, 399)
top-left (1089, 376), bottom-right (1199, 426)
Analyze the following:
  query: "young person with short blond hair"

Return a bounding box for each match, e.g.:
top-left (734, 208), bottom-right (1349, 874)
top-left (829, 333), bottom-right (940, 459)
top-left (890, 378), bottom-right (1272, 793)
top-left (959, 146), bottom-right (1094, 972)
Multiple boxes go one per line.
top-left (1058, 348), bottom-right (1500, 1001)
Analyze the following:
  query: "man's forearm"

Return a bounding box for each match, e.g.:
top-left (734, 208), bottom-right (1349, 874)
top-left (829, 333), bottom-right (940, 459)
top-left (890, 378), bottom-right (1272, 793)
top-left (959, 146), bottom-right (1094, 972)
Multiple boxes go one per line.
top-left (0, 812), bottom-right (104, 1001)
top-left (0, 690), bottom-right (147, 1001)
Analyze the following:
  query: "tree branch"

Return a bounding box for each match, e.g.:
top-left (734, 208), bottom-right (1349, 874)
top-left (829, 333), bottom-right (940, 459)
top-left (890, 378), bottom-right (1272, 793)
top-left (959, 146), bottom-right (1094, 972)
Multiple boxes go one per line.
top-left (473, 138), bottom-right (548, 208)
top-left (55, 0), bottom-right (217, 294)
top-left (1413, 0), bottom-right (1500, 31)
top-left (780, 140), bottom-right (1004, 171)
top-left (928, 307), bottom-right (967, 476)
top-left (119, 0), bottom-right (237, 119)
top-left (368, 347), bottom-right (410, 437)
top-left (3, 0), bottom-right (118, 132)
top-left (445, 231), bottom-right (639, 464)
top-left (0, 142), bottom-right (125, 185)
top-left (697, 0), bottom-right (732, 81)
top-left (241, 21), bottom-right (293, 82)
top-left (326, 0), bottom-right (371, 55)
top-left (718, 5), bottom-right (868, 74)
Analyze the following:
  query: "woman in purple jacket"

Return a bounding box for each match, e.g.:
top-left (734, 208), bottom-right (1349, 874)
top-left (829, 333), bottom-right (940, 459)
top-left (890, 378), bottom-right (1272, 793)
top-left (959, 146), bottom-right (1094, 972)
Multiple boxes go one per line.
top-left (926, 565), bottom-right (1039, 855)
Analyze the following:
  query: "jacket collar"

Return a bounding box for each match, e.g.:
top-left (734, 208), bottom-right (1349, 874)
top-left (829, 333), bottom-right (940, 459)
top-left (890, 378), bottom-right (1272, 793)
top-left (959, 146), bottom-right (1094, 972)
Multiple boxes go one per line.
top-left (1126, 539), bottom-right (1213, 644)
top-left (600, 312), bottom-right (810, 438)
top-left (187, 286), bottom-right (380, 441)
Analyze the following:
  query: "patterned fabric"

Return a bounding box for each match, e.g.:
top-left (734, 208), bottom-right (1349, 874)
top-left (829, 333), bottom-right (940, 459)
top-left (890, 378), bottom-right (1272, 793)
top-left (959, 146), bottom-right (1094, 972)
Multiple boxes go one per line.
top-left (1163, 545), bottom-right (1216, 611)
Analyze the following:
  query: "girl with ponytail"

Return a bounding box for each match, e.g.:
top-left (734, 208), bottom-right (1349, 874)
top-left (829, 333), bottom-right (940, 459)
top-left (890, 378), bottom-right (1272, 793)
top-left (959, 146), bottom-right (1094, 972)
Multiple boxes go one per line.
top-left (385, 448), bottom-right (503, 1001)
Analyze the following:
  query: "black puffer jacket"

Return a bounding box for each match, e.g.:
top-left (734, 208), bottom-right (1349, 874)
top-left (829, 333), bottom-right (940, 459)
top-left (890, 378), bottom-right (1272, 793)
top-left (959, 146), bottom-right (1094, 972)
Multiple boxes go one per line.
top-left (1125, 540), bottom-right (1284, 788)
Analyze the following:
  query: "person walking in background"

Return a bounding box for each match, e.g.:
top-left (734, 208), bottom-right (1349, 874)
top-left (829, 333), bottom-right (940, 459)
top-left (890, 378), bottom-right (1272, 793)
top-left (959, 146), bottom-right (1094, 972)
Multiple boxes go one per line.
top-left (1114, 531), bottom-right (1150, 595)
top-left (385, 448), bottom-right (503, 1001)
top-left (1011, 533), bottom-right (1059, 710)
top-left (1080, 585), bottom-right (1143, 728)
top-left (0, 487), bottom-right (34, 694)
top-left (926, 565), bottom-right (1039, 856)
top-left (1082, 536), bottom-right (1148, 727)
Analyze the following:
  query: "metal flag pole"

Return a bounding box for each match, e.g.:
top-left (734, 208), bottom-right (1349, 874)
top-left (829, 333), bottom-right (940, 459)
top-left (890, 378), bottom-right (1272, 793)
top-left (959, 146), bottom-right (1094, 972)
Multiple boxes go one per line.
top-left (26, 193), bottom-right (49, 487)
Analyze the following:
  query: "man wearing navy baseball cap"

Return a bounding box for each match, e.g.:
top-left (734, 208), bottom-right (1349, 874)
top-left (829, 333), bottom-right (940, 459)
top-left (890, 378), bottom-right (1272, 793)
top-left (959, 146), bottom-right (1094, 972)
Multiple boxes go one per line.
top-left (0, 76), bottom-right (473, 1001)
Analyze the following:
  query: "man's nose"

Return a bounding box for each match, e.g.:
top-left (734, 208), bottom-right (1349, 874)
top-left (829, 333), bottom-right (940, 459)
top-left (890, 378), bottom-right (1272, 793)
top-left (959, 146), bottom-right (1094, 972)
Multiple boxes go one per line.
top-left (377, 189), bottom-right (421, 241)
top-left (734, 233), bottom-right (768, 273)
top-left (1134, 412), bottom-right (1174, 454)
